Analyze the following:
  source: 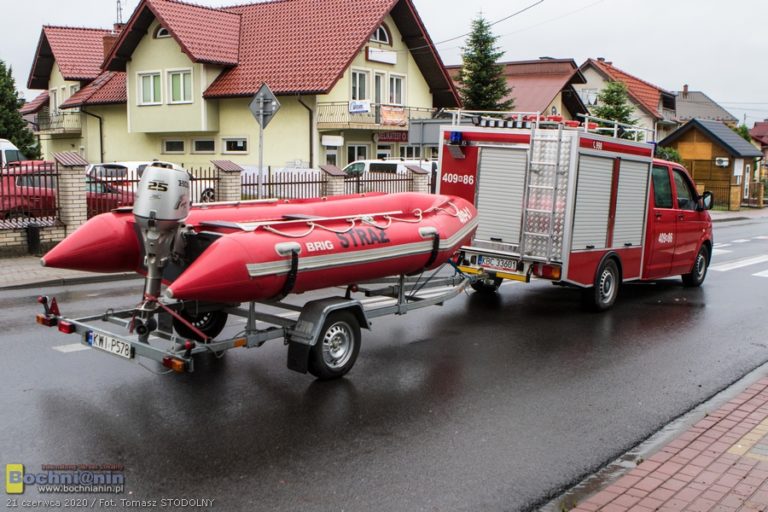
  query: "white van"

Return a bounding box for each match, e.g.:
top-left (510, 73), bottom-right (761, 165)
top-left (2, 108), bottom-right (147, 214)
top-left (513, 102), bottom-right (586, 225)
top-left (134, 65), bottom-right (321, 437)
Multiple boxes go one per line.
top-left (0, 139), bottom-right (27, 167)
top-left (342, 159), bottom-right (435, 175)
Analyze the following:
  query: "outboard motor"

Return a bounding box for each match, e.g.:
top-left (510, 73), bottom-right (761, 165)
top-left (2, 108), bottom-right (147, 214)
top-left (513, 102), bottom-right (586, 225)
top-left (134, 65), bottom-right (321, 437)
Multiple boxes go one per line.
top-left (133, 165), bottom-right (191, 332)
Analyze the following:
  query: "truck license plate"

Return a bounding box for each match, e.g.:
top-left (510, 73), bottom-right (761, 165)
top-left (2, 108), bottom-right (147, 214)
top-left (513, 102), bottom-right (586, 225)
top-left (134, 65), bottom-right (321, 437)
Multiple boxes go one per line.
top-left (86, 331), bottom-right (133, 359)
top-left (479, 255), bottom-right (518, 271)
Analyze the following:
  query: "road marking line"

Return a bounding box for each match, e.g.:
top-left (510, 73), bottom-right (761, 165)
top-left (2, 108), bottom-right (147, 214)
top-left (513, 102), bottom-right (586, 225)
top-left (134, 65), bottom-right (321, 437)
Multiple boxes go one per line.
top-left (52, 343), bottom-right (90, 353)
top-left (711, 255), bottom-right (768, 272)
top-left (754, 270), bottom-right (768, 278)
top-left (755, 236), bottom-right (768, 240)
top-left (712, 249), bottom-right (732, 256)
top-left (731, 239), bottom-right (750, 244)
top-left (713, 243), bottom-right (731, 248)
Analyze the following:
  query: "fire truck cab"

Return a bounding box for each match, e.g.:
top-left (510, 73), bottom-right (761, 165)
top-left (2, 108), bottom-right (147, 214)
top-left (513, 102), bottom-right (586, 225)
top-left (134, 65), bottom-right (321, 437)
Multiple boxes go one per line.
top-left (439, 112), bottom-right (714, 311)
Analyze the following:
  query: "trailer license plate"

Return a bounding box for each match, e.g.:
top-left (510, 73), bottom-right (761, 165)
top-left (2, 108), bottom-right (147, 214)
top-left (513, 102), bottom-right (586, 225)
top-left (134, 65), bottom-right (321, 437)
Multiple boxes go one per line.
top-left (479, 255), bottom-right (518, 271)
top-left (86, 331), bottom-right (133, 359)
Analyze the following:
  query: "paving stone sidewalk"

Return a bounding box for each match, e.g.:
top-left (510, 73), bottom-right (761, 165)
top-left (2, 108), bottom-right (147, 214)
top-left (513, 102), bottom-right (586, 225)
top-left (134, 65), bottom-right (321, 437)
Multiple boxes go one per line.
top-left (570, 377), bottom-right (768, 512)
top-left (2, 255), bottom-right (135, 290)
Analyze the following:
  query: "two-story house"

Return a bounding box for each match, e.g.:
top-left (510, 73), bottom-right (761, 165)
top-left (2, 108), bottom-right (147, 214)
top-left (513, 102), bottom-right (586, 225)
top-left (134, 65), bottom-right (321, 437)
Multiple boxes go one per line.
top-left (574, 58), bottom-right (678, 140)
top-left (30, 0), bottom-right (458, 169)
top-left (23, 25), bottom-right (118, 160)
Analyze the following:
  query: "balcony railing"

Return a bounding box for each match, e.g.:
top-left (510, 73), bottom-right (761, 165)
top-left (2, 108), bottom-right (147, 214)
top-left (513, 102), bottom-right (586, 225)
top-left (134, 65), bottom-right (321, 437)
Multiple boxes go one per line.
top-left (316, 102), bottom-right (435, 130)
top-left (34, 112), bottom-right (82, 134)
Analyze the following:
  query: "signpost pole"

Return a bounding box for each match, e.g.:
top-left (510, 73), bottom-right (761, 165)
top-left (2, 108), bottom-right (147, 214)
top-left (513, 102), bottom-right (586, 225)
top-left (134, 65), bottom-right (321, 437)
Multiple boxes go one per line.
top-left (257, 96), bottom-right (264, 200)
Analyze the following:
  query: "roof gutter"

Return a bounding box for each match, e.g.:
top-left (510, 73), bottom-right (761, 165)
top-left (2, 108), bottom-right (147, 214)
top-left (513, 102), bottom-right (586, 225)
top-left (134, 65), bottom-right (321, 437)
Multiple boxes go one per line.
top-left (297, 95), bottom-right (314, 168)
top-left (80, 107), bottom-right (104, 162)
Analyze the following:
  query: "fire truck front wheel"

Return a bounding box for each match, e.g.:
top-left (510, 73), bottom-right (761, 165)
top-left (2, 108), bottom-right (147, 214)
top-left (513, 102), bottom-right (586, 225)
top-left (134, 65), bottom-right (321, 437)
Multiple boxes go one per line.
top-left (682, 246), bottom-right (709, 287)
top-left (583, 258), bottom-right (620, 312)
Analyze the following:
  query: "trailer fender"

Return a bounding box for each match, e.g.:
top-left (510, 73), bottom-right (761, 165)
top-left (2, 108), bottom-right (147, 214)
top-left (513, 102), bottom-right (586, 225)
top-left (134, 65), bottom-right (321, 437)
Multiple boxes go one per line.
top-left (286, 297), bottom-right (370, 374)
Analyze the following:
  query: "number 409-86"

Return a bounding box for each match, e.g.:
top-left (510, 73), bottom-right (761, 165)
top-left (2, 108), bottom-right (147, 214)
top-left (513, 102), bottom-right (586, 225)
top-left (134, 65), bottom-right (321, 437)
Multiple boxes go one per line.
top-left (442, 173), bottom-right (474, 185)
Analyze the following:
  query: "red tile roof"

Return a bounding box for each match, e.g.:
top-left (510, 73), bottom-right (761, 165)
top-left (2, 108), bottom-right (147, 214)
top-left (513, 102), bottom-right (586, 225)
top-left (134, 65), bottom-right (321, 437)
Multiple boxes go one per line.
top-left (28, 26), bottom-right (112, 89)
top-left (103, 0), bottom-right (458, 105)
top-left (749, 121), bottom-right (768, 145)
top-left (20, 91), bottom-right (50, 115)
top-left (60, 72), bottom-right (127, 109)
top-left (585, 59), bottom-right (669, 119)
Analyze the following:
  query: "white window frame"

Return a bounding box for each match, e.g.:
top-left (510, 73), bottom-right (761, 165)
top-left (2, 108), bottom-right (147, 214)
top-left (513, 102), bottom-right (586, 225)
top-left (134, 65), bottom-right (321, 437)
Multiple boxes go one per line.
top-left (388, 74), bottom-right (405, 105)
top-left (162, 138), bottom-right (186, 155)
top-left (370, 25), bottom-right (390, 44)
top-left (351, 69), bottom-right (370, 101)
top-left (346, 144), bottom-right (369, 165)
top-left (155, 27), bottom-right (171, 38)
top-left (400, 145), bottom-right (421, 159)
top-left (167, 68), bottom-right (193, 104)
top-left (49, 88), bottom-right (58, 113)
top-left (138, 71), bottom-right (162, 106)
top-left (192, 138), bottom-right (216, 154)
top-left (222, 137), bottom-right (249, 155)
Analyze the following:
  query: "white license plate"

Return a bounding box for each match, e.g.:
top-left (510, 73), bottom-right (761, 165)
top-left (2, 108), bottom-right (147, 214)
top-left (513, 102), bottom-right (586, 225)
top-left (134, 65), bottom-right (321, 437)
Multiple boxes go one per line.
top-left (479, 255), bottom-right (518, 271)
top-left (86, 332), bottom-right (133, 359)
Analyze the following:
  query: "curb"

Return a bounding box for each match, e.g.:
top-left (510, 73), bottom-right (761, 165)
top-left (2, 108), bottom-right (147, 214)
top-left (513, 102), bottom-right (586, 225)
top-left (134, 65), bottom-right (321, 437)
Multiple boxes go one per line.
top-left (711, 217), bottom-right (749, 223)
top-left (1, 272), bottom-right (140, 291)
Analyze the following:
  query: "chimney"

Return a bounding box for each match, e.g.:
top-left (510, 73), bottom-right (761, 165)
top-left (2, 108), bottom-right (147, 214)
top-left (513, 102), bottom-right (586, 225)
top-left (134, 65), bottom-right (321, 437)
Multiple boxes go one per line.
top-left (683, 84), bottom-right (689, 98)
top-left (103, 24), bottom-right (124, 59)
top-left (597, 57), bottom-right (605, 62)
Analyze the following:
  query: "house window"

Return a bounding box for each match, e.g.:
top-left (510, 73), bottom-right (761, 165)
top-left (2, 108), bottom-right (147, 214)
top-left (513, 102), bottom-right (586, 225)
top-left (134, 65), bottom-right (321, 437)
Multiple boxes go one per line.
top-left (193, 139), bottom-right (215, 154)
top-left (400, 145), bottom-right (421, 159)
top-left (579, 88), bottom-right (599, 106)
top-left (347, 144), bottom-right (368, 164)
top-left (168, 70), bottom-right (192, 104)
top-left (351, 70), bottom-right (369, 101)
top-left (370, 24), bottom-right (390, 44)
top-left (389, 75), bottom-right (404, 105)
top-left (139, 72), bottom-right (161, 105)
top-left (155, 27), bottom-right (170, 38)
top-left (163, 139), bottom-right (185, 154)
top-left (49, 89), bottom-right (58, 113)
top-left (223, 137), bottom-right (248, 154)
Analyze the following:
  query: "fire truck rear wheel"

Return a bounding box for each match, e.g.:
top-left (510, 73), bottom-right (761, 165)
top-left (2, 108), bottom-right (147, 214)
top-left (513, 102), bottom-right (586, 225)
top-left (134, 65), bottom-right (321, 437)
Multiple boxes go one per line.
top-left (682, 246), bottom-right (709, 287)
top-left (173, 309), bottom-right (229, 343)
top-left (584, 258), bottom-right (620, 311)
top-left (308, 311), bottom-right (361, 380)
top-left (471, 277), bottom-right (503, 294)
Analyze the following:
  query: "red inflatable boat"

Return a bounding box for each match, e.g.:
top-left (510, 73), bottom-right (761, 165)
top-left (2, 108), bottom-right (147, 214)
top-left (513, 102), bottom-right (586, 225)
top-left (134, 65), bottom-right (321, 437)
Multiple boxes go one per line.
top-left (43, 192), bottom-right (478, 303)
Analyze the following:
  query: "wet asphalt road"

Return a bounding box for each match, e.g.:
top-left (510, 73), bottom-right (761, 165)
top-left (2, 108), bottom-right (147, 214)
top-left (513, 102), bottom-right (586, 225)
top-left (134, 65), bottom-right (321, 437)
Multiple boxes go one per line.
top-left (2, 218), bottom-right (768, 511)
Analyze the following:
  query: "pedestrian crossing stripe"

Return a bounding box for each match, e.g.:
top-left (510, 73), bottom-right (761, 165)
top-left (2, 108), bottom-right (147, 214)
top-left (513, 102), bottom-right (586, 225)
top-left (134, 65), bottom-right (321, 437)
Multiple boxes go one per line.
top-left (710, 255), bottom-right (768, 272)
top-left (731, 239), bottom-right (749, 243)
top-left (712, 249), bottom-right (732, 256)
top-left (713, 243), bottom-right (731, 248)
top-left (754, 270), bottom-right (768, 278)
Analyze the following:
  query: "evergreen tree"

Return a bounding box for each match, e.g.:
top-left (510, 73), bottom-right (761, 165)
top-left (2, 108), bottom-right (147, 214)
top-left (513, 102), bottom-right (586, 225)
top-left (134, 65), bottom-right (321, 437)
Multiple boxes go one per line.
top-left (592, 81), bottom-right (638, 140)
top-left (457, 16), bottom-right (513, 111)
top-left (0, 60), bottom-right (39, 159)
top-left (655, 146), bottom-right (682, 164)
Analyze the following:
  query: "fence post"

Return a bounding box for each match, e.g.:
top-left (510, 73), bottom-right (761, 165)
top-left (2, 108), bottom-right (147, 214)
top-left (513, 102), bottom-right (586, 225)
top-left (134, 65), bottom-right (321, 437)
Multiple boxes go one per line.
top-left (405, 165), bottom-right (429, 194)
top-left (319, 165), bottom-right (345, 196)
top-left (211, 160), bottom-right (244, 202)
top-left (53, 152), bottom-right (89, 233)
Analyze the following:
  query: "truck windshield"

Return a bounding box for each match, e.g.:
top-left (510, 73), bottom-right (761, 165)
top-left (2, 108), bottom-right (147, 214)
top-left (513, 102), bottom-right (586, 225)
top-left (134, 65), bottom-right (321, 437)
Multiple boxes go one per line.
top-left (4, 150), bottom-right (27, 164)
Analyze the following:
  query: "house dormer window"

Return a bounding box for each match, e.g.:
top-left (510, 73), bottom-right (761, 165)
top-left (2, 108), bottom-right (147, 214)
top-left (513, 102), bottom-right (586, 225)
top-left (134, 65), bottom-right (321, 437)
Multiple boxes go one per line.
top-left (370, 24), bottom-right (390, 45)
top-left (154, 26), bottom-right (170, 38)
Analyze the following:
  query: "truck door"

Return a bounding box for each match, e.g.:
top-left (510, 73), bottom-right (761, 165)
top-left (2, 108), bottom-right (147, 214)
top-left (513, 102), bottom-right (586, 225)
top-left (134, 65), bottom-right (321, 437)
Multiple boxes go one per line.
top-left (671, 167), bottom-right (703, 274)
top-left (644, 164), bottom-right (676, 278)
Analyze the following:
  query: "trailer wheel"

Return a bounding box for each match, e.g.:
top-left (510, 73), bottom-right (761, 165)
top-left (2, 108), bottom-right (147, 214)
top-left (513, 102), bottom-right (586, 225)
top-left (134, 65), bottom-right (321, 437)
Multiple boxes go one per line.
top-left (471, 277), bottom-right (503, 294)
top-left (682, 246), bottom-right (709, 287)
top-left (583, 258), bottom-right (620, 311)
top-left (173, 309), bottom-right (228, 342)
top-left (308, 311), bottom-right (361, 380)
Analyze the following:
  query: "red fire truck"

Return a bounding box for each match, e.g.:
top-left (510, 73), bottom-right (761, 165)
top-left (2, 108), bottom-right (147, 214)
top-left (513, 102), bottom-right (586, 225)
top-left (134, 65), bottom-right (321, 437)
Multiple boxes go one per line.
top-left (438, 113), bottom-right (714, 311)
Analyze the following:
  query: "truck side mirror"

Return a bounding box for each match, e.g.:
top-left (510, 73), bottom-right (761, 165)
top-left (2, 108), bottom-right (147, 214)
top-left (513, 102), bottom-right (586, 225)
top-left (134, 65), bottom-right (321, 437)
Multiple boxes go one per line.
top-left (700, 191), bottom-right (713, 211)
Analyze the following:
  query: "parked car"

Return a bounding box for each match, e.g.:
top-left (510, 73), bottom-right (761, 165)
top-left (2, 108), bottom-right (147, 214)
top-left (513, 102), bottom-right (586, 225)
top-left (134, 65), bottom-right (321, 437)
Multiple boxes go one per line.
top-left (0, 165), bottom-right (134, 220)
top-left (342, 159), bottom-right (436, 175)
top-left (0, 139), bottom-right (28, 167)
top-left (86, 161), bottom-right (217, 202)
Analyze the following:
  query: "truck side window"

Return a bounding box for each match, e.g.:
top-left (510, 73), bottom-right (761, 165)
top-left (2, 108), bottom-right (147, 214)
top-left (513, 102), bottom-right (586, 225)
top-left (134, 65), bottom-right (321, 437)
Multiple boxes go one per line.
top-left (673, 169), bottom-right (697, 210)
top-left (651, 166), bottom-right (673, 209)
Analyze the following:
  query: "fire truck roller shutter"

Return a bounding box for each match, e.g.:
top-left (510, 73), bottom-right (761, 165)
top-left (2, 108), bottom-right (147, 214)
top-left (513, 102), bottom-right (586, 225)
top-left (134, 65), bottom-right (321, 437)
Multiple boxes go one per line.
top-left (571, 156), bottom-right (614, 250)
top-left (613, 160), bottom-right (650, 248)
top-left (475, 147), bottom-right (528, 245)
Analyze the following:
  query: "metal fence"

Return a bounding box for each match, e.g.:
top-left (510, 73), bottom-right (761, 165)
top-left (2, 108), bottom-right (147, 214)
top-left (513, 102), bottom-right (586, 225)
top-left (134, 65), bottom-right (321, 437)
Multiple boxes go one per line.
top-left (85, 165), bottom-right (221, 218)
top-left (0, 162), bottom-right (59, 229)
top-left (344, 172), bottom-right (414, 194)
top-left (242, 171), bottom-right (327, 200)
top-left (704, 183), bottom-right (731, 211)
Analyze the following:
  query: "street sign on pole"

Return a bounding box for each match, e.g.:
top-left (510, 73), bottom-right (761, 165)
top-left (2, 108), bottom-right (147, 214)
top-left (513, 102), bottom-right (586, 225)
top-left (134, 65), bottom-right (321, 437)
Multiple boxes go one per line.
top-left (249, 83), bottom-right (281, 199)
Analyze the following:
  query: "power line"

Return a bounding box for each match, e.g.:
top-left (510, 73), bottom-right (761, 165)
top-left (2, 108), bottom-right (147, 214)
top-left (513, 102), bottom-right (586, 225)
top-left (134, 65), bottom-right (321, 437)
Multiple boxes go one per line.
top-left (432, 0), bottom-right (544, 46)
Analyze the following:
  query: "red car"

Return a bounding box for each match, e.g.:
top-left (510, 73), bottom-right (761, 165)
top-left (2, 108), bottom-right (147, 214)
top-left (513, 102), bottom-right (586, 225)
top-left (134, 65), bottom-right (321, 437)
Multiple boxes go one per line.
top-left (0, 164), bottom-right (134, 220)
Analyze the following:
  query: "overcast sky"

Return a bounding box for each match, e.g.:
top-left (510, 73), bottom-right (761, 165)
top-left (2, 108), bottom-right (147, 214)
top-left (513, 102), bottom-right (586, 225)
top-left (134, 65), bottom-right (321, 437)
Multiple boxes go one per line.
top-left (3, 0), bottom-right (766, 126)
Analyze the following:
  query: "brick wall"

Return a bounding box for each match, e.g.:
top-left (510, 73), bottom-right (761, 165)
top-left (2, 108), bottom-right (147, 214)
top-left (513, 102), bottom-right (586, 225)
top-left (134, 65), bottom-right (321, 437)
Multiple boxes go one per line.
top-left (0, 226), bottom-right (67, 256)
